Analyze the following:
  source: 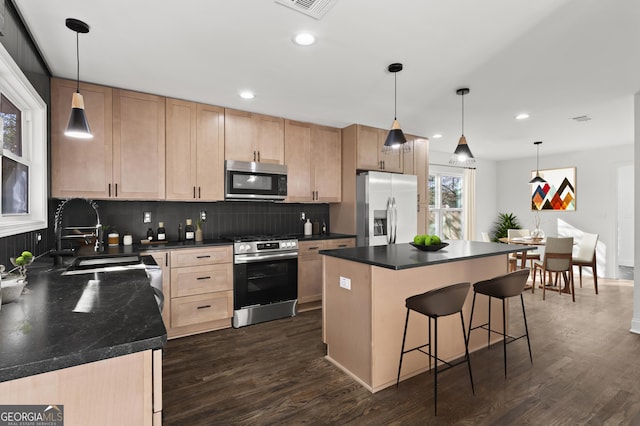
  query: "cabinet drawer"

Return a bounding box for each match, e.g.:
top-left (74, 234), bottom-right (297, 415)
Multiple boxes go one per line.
top-left (298, 240), bottom-right (325, 255)
top-left (170, 246), bottom-right (232, 267)
top-left (325, 238), bottom-right (356, 249)
top-left (171, 291), bottom-right (232, 328)
top-left (171, 263), bottom-right (232, 297)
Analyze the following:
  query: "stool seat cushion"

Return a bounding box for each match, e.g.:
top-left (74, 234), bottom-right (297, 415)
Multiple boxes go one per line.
top-left (406, 282), bottom-right (470, 317)
top-left (473, 269), bottom-right (530, 299)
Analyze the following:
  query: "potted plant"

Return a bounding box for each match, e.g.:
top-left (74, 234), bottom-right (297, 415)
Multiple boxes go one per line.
top-left (490, 212), bottom-right (521, 242)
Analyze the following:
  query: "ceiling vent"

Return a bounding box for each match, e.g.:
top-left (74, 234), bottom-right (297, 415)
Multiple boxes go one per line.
top-left (571, 115), bottom-right (592, 122)
top-left (274, 0), bottom-right (337, 19)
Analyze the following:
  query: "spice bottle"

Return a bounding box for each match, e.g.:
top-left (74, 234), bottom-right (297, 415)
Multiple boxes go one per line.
top-left (157, 222), bottom-right (166, 241)
top-left (185, 219), bottom-right (195, 241)
top-left (146, 228), bottom-right (155, 242)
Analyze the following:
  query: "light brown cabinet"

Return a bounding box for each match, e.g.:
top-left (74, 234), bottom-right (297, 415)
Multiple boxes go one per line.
top-left (404, 136), bottom-right (429, 234)
top-left (165, 99), bottom-right (225, 200)
top-left (52, 80), bottom-right (166, 200)
top-left (353, 124), bottom-right (403, 173)
top-left (51, 78), bottom-right (113, 199)
top-left (285, 120), bottom-right (341, 202)
top-left (298, 238), bottom-right (355, 310)
top-left (224, 108), bottom-right (284, 164)
top-left (112, 89), bottom-right (166, 199)
top-left (167, 246), bottom-right (233, 338)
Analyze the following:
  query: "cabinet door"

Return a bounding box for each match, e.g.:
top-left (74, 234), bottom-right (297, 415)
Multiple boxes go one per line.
top-left (356, 125), bottom-right (381, 170)
top-left (379, 128), bottom-right (403, 173)
top-left (325, 238), bottom-right (356, 249)
top-left (417, 204), bottom-right (428, 235)
top-left (165, 98), bottom-right (197, 200)
top-left (171, 263), bottom-right (233, 297)
top-left (196, 104), bottom-right (225, 200)
top-left (402, 135), bottom-right (416, 175)
top-left (285, 120), bottom-right (313, 202)
top-left (255, 113), bottom-right (284, 164)
top-left (224, 108), bottom-right (256, 162)
top-left (298, 241), bottom-right (325, 304)
top-left (171, 291), bottom-right (233, 328)
top-left (51, 78), bottom-right (113, 199)
top-left (403, 136), bottom-right (428, 204)
top-left (113, 89), bottom-right (165, 199)
top-left (313, 125), bottom-right (341, 203)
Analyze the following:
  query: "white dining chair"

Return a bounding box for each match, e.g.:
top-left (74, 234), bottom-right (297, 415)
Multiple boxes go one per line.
top-left (507, 229), bottom-right (541, 269)
top-left (572, 233), bottom-right (598, 295)
top-left (532, 237), bottom-right (575, 302)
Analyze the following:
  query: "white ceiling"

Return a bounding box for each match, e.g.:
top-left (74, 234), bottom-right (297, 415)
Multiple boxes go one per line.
top-left (13, 0), bottom-right (640, 160)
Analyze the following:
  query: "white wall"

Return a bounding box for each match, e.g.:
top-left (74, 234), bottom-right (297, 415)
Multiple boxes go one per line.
top-left (429, 150), bottom-right (497, 241)
top-left (495, 144), bottom-right (633, 278)
top-left (632, 92), bottom-right (640, 334)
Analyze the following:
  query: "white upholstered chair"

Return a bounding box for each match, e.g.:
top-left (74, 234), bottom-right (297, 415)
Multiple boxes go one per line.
top-left (572, 233), bottom-right (598, 295)
top-left (507, 229), bottom-right (541, 269)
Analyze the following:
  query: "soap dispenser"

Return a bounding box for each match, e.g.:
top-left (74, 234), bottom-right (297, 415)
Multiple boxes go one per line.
top-left (304, 219), bottom-right (312, 236)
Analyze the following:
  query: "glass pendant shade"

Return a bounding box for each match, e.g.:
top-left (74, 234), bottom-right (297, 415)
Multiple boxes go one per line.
top-left (381, 63), bottom-right (410, 155)
top-left (529, 141), bottom-right (546, 184)
top-left (449, 88), bottom-right (475, 165)
top-left (64, 18), bottom-right (92, 139)
top-left (65, 91), bottom-right (92, 139)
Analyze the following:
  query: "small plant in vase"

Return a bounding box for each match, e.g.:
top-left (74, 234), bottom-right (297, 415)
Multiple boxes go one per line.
top-left (195, 219), bottom-right (203, 242)
top-left (531, 211), bottom-right (545, 239)
top-left (10, 250), bottom-right (34, 280)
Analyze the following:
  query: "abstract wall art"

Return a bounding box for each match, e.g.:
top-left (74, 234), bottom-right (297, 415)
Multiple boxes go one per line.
top-left (531, 167), bottom-right (576, 211)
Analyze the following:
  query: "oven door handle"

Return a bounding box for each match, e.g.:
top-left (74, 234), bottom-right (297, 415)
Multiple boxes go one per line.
top-left (234, 251), bottom-right (299, 264)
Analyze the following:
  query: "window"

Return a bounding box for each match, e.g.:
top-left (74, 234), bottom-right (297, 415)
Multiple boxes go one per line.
top-left (428, 167), bottom-right (465, 239)
top-left (0, 43), bottom-right (47, 237)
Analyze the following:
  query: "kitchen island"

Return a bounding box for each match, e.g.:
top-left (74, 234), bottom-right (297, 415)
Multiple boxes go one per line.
top-left (320, 240), bottom-right (533, 393)
top-left (0, 259), bottom-right (166, 424)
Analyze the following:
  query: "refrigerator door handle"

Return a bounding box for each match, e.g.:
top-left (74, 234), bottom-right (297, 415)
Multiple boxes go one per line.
top-left (386, 197), bottom-right (393, 244)
top-left (392, 197), bottom-right (398, 243)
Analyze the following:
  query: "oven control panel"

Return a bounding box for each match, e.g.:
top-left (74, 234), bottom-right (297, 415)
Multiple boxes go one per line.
top-left (234, 239), bottom-right (298, 254)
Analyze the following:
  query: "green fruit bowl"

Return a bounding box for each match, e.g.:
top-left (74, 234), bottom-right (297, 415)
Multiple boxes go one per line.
top-left (409, 242), bottom-right (449, 252)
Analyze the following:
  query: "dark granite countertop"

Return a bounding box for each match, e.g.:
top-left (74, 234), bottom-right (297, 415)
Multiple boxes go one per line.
top-left (319, 240), bottom-right (535, 270)
top-left (0, 260), bottom-right (167, 383)
top-left (288, 233), bottom-right (356, 242)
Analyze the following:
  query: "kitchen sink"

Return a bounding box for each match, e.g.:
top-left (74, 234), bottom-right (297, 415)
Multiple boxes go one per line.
top-left (62, 255), bottom-right (144, 275)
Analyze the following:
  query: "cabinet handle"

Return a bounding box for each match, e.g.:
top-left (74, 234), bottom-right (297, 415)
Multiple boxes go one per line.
top-left (417, 194), bottom-right (420, 203)
top-left (196, 255), bottom-right (211, 259)
top-left (197, 276), bottom-right (211, 280)
top-left (338, 244), bottom-right (347, 248)
top-left (257, 151), bottom-right (260, 162)
top-left (198, 187), bottom-right (201, 198)
top-left (115, 183), bottom-right (118, 197)
top-left (165, 253), bottom-right (168, 267)
top-left (382, 161), bottom-right (385, 169)
top-left (108, 183), bottom-right (111, 197)
top-left (193, 186), bottom-right (196, 199)
top-left (197, 305), bottom-right (212, 310)
top-left (253, 151), bottom-right (256, 161)
top-left (309, 246), bottom-right (320, 250)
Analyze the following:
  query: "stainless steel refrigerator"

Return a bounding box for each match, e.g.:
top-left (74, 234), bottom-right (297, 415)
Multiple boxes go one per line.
top-left (356, 171), bottom-right (418, 246)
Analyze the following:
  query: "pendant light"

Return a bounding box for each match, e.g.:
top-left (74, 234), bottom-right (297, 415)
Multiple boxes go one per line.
top-left (529, 141), bottom-right (547, 184)
top-left (64, 18), bottom-right (92, 139)
top-left (449, 88), bottom-right (475, 165)
top-left (382, 63), bottom-right (410, 154)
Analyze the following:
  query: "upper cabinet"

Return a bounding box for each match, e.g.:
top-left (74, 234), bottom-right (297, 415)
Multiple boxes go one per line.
top-left (224, 108), bottom-right (284, 164)
top-left (285, 120), bottom-right (341, 203)
top-left (353, 124), bottom-right (403, 173)
top-left (403, 135), bottom-right (429, 205)
top-left (52, 81), bottom-right (166, 200)
top-left (51, 78), bottom-right (113, 199)
top-left (166, 99), bottom-right (225, 201)
top-left (112, 89), bottom-right (166, 200)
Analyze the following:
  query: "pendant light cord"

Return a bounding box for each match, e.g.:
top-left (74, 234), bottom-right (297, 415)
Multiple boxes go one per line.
top-left (461, 92), bottom-right (465, 135)
top-left (75, 31), bottom-right (80, 93)
top-left (393, 71), bottom-right (397, 120)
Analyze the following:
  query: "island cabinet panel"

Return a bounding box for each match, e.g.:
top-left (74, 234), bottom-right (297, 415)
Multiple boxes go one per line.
top-left (167, 245), bottom-right (233, 339)
top-left (112, 89), bottom-right (166, 200)
top-left (165, 99), bottom-right (225, 201)
top-left (224, 108), bottom-right (284, 164)
top-left (323, 253), bottom-right (508, 393)
top-left (285, 120), bottom-right (342, 203)
top-left (0, 350), bottom-right (160, 425)
top-left (51, 78), bottom-right (113, 199)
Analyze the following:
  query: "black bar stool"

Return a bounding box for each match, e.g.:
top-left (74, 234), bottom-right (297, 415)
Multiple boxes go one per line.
top-left (396, 282), bottom-right (474, 415)
top-left (467, 269), bottom-right (532, 378)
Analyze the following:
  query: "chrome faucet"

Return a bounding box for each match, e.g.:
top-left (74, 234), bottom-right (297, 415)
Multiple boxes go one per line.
top-left (54, 198), bottom-right (103, 264)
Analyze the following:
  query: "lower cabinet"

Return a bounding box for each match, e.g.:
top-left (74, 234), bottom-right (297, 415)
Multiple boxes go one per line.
top-left (146, 246), bottom-right (234, 339)
top-left (0, 350), bottom-right (162, 425)
top-left (298, 238), bottom-right (355, 311)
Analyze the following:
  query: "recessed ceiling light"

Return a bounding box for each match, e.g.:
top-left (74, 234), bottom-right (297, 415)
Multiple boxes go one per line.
top-left (293, 32), bottom-right (316, 46)
top-left (515, 113), bottom-right (530, 120)
top-left (239, 91), bottom-right (255, 99)
top-left (432, 134), bottom-right (443, 139)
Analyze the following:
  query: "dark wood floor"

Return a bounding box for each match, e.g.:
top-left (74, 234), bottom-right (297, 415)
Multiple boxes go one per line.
top-left (162, 277), bottom-right (640, 425)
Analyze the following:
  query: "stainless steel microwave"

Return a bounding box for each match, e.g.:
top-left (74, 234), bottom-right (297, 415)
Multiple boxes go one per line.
top-left (225, 160), bottom-right (287, 201)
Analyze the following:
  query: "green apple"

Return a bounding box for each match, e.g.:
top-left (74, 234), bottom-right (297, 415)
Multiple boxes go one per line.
top-left (423, 235), bottom-right (433, 246)
top-left (21, 251), bottom-right (33, 259)
top-left (431, 235), bottom-right (441, 245)
top-left (413, 234), bottom-right (425, 245)
top-left (15, 256), bottom-right (25, 266)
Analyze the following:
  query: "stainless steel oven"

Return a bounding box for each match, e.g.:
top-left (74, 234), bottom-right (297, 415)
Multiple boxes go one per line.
top-left (228, 235), bottom-right (298, 328)
top-left (225, 160), bottom-right (287, 201)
